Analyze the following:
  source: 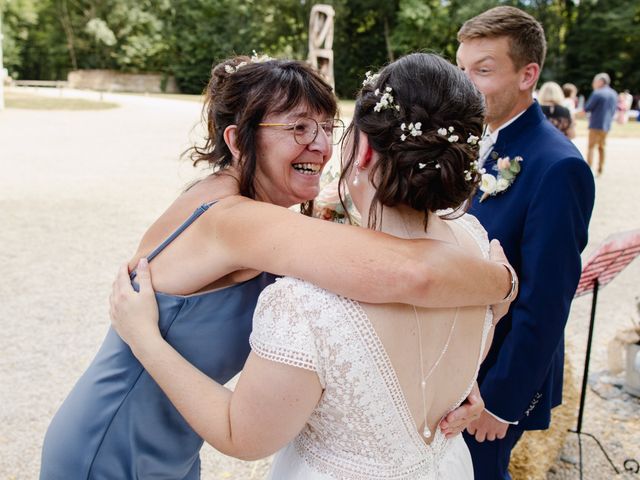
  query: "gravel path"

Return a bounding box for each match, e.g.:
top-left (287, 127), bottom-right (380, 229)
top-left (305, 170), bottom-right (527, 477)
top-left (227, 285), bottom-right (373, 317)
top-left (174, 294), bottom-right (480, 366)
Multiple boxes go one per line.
top-left (1, 88), bottom-right (638, 479)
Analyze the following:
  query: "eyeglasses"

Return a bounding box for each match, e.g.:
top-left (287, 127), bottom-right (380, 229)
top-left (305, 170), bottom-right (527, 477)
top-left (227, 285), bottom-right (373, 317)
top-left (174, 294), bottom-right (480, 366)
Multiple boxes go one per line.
top-left (258, 117), bottom-right (345, 145)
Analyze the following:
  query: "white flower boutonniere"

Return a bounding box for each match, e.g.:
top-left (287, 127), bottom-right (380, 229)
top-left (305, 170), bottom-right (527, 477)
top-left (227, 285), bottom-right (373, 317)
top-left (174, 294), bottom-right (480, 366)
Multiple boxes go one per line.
top-left (479, 155), bottom-right (523, 202)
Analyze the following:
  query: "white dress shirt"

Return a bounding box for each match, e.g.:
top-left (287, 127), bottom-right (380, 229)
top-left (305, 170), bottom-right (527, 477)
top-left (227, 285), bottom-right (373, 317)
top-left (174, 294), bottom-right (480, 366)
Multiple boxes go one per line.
top-left (478, 109), bottom-right (528, 169)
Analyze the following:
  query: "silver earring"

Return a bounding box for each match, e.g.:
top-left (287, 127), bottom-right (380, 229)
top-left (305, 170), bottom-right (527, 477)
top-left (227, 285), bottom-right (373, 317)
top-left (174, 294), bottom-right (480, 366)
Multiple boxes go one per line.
top-left (352, 161), bottom-right (361, 186)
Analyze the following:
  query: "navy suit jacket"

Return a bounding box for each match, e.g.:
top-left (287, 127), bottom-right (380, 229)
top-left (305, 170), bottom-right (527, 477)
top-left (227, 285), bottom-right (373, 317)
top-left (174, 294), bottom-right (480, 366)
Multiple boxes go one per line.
top-left (469, 102), bottom-right (595, 430)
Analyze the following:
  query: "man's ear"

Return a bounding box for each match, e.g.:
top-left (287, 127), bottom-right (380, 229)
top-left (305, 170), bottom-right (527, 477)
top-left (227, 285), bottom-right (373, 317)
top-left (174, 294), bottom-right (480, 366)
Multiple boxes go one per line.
top-left (223, 125), bottom-right (241, 159)
top-left (520, 63), bottom-right (540, 92)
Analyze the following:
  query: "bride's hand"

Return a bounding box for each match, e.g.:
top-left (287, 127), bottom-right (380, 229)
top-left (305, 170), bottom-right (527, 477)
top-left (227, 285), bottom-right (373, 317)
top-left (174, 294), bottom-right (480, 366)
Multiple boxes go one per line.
top-left (109, 259), bottom-right (161, 349)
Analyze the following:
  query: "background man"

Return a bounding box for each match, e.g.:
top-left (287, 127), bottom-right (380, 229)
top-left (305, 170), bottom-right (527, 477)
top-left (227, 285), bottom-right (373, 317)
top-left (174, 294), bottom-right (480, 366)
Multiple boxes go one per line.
top-left (584, 72), bottom-right (618, 175)
top-left (456, 6), bottom-right (595, 479)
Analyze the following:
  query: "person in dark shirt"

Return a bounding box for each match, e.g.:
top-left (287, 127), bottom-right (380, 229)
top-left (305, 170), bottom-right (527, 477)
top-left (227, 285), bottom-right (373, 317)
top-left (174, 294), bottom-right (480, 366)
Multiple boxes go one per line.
top-left (539, 81), bottom-right (574, 138)
top-left (584, 72), bottom-right (618, 175)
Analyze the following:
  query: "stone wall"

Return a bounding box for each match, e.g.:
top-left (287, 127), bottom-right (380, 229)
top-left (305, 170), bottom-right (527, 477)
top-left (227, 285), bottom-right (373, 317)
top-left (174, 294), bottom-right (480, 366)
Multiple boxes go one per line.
top-left (67, 70), bottom-right (179, 93)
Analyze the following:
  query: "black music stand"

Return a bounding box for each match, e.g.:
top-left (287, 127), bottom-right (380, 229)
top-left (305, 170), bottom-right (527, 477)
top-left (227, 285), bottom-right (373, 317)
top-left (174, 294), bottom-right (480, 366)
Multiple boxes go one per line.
top-left (570, 229), bottom-right (640, 478)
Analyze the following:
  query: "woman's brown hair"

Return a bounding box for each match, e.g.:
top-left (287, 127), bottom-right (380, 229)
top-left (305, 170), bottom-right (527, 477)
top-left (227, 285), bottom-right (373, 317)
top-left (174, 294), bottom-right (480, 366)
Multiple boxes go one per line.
top-left (189, 56), bottom-right (338, 215)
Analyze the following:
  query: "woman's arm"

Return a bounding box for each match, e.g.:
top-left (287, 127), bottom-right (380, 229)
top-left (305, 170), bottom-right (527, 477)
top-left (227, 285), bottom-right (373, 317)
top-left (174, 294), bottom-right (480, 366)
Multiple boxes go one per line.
top-left (213, 196), bottom-right (513, 308)
top-left (110, 261), bottom-right (322, 460)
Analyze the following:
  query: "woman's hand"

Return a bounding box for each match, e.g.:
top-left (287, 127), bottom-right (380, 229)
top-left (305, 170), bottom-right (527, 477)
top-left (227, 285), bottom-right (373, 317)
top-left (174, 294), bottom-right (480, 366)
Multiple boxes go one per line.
top-left (109, 259), bottom-right (161, 350)
top-left (488, 240), bottom-right (517, 324)
top-left (439, 382), bottom-right (484, 438)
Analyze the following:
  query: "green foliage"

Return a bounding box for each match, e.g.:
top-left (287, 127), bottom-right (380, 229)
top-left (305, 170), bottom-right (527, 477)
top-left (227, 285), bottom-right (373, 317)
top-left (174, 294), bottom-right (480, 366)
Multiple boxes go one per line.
top-left (564, 0), bottom-right (640, 95)
top-left (1, 0), bottom-right (39, 77)
top-left (331, 0), bottom-right (399, 97)
top-left (392, 0), bottom-right (451, 57)
top-left (2, 0), bottom-right (638, 96)
top-left (167, 0), bottom-right (313, 93)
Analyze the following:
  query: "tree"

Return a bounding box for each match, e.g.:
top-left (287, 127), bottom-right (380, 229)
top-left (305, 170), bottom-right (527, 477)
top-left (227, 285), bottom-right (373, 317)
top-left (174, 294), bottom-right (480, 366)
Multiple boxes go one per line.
top-left (5, 0), bottom-right (638, 97)
top-left (0, 0), bottom-right (39, 78)
top-left (331, 0), bottom-right (399, 98)
top-left (564, 0), bottom-right (640, 94)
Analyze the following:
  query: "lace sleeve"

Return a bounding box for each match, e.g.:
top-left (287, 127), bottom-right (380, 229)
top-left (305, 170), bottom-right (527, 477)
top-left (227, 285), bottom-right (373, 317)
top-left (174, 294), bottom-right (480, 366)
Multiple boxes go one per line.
top-left (249, 277), bottom-right (325, 374)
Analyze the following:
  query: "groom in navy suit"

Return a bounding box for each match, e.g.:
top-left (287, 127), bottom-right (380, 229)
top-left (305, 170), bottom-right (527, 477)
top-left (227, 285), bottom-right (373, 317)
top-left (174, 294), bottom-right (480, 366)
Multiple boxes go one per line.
top-left (455, 6), bottom-right (595, 479)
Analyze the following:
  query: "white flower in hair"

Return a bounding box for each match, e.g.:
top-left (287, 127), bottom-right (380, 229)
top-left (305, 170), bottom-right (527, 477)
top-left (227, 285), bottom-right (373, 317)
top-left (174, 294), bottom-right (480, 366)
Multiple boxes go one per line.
top-left (418, 162), bottom-right (427, 169)
top-left (437, 128), bottom-right (448, 136)
top-left (448, 126), bottom-right (454, 132)
top-left (467, 134), bottom-right (480, 145)
top-left (374, 87), bottom-right (397, 112)
top-left (225, 61), bottom-right (248, 74)
top-left (363, 70), bottom-right (380, 87)
top-left (400, 123), bottom-right (407, 141)
top-left (400, 122), bottom-right (422, 141)
top-left (250, 50), bottom-right (272, 63)
top-left (448, 134), bottom-right (459, 143)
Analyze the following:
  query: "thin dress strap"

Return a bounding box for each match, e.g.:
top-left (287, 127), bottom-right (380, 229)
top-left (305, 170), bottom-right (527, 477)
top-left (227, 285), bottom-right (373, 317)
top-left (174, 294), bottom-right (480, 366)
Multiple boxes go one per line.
top-left (129, 201), bottom-right (218, 281)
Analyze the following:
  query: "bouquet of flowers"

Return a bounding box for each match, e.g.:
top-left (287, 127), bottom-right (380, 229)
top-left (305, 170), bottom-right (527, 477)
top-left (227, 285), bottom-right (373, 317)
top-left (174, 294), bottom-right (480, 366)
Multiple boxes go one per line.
top-left (313, 173), bottom-right (358, 224)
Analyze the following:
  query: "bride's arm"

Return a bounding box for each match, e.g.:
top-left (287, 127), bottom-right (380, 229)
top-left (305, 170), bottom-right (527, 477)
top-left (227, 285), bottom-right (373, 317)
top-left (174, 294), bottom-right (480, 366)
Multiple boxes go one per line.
top-left (111, 261), bottom-right (322, 460)
top-left (214, 196), bottom-right (511, 308)
top-left (126, 342), bottom-right (319, 460)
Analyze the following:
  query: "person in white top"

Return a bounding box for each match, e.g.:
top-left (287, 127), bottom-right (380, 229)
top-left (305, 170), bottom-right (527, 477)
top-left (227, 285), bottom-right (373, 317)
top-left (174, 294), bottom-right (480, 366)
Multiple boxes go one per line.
top-left (110, 53), bottom-right (516, 479)
top-left (562, 82), bottom-right (578, 118)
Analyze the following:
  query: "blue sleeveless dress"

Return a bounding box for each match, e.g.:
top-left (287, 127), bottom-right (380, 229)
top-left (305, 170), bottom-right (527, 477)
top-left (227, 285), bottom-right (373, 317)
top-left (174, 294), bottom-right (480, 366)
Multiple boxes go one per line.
top-left (40, 202), bottom-right (276, 479)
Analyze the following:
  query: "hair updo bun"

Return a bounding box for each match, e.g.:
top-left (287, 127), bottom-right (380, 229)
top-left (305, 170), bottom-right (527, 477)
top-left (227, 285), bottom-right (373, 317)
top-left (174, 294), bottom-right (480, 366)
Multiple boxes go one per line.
top-left (341, 53), bottom-right (485, 229)
top-left (208, 56), bottom-right (252, 97)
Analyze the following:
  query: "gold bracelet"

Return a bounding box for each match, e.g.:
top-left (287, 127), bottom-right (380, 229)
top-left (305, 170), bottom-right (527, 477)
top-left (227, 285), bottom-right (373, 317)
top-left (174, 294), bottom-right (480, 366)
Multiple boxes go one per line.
top-left (501, 262), bottom-right (518, 302)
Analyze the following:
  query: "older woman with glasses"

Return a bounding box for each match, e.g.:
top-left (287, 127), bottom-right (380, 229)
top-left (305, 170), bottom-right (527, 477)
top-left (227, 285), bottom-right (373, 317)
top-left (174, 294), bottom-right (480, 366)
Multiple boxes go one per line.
top-left (41, 55), bottom-right (515, 480)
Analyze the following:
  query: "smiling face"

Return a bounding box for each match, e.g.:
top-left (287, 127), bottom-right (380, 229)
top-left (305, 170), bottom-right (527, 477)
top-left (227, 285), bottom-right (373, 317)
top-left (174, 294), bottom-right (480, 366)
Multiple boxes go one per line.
top-left (456, 36), bottom-right (532, 130)
top-left (253, 106), bottom-right (333, 208)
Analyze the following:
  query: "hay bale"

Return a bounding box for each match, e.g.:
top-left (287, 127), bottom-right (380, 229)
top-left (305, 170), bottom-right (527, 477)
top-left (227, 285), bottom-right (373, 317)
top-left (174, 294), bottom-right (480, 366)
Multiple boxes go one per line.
top-left (509, 354), bottom-right (579, 479)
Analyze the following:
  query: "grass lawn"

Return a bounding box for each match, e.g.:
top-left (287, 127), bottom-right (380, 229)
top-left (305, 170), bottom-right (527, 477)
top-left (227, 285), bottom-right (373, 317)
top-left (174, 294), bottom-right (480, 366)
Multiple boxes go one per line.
top-left (123, 92), bottom-right (204, 103)
top-left (4, 90), bottom-right (118, 110)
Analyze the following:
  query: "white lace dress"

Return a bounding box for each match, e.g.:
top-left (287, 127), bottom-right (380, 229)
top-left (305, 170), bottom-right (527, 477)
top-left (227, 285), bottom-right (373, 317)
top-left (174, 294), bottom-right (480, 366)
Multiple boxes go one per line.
top-left (249, 215), bottom-right (492, 480)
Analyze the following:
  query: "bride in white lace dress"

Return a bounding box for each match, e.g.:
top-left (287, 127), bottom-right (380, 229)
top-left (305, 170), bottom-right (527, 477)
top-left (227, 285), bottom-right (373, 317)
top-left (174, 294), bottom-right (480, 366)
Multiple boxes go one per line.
top-left (110, 53), bottom-right (516, 479)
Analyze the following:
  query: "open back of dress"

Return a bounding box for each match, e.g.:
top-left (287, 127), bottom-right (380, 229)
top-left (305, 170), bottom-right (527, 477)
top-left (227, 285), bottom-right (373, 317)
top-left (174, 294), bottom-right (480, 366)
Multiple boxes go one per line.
top-left (250, 213), bottom-right (492, 479)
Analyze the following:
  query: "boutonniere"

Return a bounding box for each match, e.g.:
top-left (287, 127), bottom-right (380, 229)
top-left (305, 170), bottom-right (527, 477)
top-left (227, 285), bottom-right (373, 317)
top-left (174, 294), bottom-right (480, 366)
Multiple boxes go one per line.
top-left (479, 155), bottom-right (523, 202)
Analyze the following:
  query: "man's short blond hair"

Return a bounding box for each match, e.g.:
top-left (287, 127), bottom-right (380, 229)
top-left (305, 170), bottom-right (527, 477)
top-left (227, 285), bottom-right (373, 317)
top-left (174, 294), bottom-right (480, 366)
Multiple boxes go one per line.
top-left (457, 6), bottom-right (547, 70)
